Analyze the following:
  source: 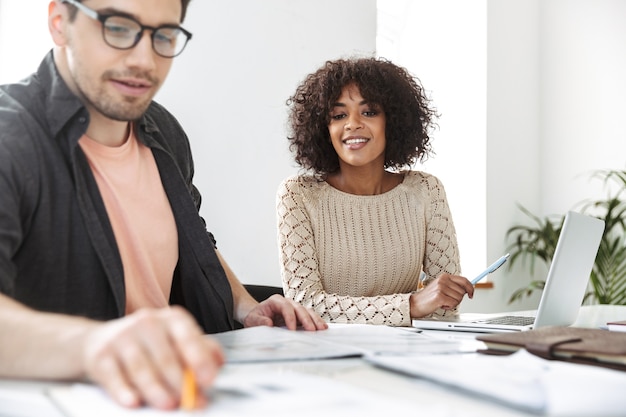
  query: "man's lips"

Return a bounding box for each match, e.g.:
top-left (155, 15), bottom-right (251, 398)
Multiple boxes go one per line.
top-left (111, 78), bottom-right (153, 96)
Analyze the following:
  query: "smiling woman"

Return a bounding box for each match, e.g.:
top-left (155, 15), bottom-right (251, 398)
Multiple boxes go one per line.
top-left (277, 57), bottom-right (474, 327)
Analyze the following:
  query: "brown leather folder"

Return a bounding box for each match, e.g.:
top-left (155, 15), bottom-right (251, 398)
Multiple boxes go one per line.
top-left (476, 326), bottom-right (626, 371)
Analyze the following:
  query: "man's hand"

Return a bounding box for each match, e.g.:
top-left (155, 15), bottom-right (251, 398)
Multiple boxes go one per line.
top-left (241, 294), bottom-right (328, 331)
top-left (409, 273), bottom-right (474, 318)
top-left (82, 306), bottom-right (224, 410)
top-left (213, 249), bottom-right (327, 331)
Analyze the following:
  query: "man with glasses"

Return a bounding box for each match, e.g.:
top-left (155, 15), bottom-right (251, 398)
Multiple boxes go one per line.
top-left (0, 0), bottom-right (326, 411)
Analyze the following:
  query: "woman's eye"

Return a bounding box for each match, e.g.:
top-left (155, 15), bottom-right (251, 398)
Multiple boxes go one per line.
top-left (331, 114), bottom-right (346, 120)
top-left (363, 111), bottom-right (378, 117)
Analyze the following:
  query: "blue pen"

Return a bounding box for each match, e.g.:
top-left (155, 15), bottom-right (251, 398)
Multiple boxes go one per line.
top-left (471, 253), bottom-right (510, 285)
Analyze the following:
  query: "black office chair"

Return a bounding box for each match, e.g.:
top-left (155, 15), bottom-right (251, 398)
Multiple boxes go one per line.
top-left (243, 284), bottom-right (284, 302)
top-left (233, 284), bottom-right (284, 329)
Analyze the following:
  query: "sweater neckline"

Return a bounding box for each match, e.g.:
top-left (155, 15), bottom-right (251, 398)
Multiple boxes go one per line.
top-left (322, 171), bottom-right (409, 199)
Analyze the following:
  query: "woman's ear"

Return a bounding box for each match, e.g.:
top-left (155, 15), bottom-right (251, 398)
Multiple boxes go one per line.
top-left (48, 1), bottom-right (67, 46)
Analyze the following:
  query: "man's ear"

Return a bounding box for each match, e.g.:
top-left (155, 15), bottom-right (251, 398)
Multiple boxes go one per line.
top-left (48, 1), bottom-right (67, 46)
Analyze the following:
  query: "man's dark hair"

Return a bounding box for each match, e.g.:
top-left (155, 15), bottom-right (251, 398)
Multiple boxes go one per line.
top-left (66, 0), bottom-right (192, 23)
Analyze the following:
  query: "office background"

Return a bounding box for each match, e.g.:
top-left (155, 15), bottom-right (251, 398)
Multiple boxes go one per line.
top-left (0, 0), bottom-right (624, 314)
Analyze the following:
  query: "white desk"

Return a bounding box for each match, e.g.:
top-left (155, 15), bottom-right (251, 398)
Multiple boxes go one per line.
top-left (1, 305), bottom-right (625, 417)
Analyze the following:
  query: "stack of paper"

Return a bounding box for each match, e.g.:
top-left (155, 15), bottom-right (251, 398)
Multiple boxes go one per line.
top-left (213, 323), bottom-right (478, 363)
top-left (367, 349), bottom-right (626, 416)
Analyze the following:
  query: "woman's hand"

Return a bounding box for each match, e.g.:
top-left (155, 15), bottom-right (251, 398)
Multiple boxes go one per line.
top-left (409, 273), bottom-right (474, 318)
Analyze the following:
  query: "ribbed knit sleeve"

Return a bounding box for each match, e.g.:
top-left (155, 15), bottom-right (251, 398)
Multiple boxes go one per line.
top-left (276, 171), bottom-right (461, 326)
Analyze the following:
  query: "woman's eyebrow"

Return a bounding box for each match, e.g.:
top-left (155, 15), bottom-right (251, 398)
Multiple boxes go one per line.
top-left (331, 99), bottom-right (369, 107)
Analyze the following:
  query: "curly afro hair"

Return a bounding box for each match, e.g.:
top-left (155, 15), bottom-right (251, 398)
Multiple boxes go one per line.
top-left (286, 57), bottom-right (438, 176)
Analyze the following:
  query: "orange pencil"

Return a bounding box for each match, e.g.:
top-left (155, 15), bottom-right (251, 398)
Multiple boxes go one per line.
top-left (180, 368), bottom-right (197, 411)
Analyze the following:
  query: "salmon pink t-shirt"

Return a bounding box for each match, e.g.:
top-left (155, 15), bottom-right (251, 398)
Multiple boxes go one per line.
top-left (79, 129), bottom-right (178, 314)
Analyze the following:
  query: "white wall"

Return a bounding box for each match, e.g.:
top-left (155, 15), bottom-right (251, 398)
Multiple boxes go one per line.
top-left (483, 0), bottom-right (626, 312)
top-left (0, 0), bottom-right (52, 83)
top-left (484, 0), bottom-right (543, 312)
top-left (540, 0), bottom-right (626, 212)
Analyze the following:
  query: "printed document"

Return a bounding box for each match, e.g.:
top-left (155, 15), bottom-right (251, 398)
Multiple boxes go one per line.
top-left (368, 349), bottom-right (626, 416)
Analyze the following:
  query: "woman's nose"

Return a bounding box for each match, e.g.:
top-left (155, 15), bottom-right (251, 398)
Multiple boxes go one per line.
top-left (345, 114), bottom-right (363, 130)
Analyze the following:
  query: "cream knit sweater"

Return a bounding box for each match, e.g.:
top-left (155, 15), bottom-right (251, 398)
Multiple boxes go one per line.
top-left (276, 170), bottom-right (461, 327)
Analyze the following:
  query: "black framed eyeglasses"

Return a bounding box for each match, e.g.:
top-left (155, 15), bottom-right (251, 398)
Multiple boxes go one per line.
top-left (61, 0), bottom-right (192, 58)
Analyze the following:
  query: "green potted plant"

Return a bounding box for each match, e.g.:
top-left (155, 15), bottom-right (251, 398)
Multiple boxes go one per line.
top-left (506, 169), bottom-right (626, 305)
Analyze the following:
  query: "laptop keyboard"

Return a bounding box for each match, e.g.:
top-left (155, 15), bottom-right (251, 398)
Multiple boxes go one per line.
top-left (474, 316), bottom-right (535, 326)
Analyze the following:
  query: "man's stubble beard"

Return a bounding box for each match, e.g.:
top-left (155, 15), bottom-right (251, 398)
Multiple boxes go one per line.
top-left (76, 73), bottom-right (158, 122)
top-left (69, 51), bottom-right (159, 122)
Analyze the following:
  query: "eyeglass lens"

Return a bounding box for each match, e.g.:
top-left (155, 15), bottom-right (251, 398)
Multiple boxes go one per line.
top-left (103, 15), bottom-right (188, 57)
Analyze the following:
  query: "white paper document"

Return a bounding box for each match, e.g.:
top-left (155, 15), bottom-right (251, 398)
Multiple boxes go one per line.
top-left (212, 325), bottom-right (363, 363)
top-left (0, 387), bottom-right (65, 417)
top-left (213, 323), bottom-right (476, 363)
top-left (367, 349), bottom-right (626, 416)
top-left (49, 369), bottom-right (420, 417)
top-left (307, 323), bottom-right (480, 355)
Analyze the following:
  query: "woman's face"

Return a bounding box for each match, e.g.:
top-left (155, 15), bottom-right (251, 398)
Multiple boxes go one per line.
top-left (328, 83), bottom-right (387, 171)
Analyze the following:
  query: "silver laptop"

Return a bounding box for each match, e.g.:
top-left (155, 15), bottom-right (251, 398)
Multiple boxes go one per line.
top-left (412, 211), bottom-right (604, 333)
